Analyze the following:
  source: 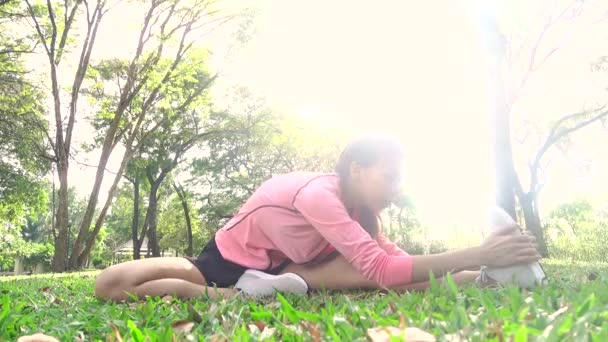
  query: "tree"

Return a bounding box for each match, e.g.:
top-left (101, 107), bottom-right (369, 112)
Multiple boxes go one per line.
top-left (479, 1), bottom-right (607, 256)
top-left (0, 1), bottom-right (50, 223)
top-left (101, 184), bottom-right (139, 263)
top-left (191, 88), bottom-right (344, 229)
top-left (173, 180), bottom-right (194, 256)
top-left (21, 0), bottom-right (237, 270)
top-left (23, 0), bottom-right (113, 271)
top-left (71, 1), bottom-right (240, 268)
top-left (23, 0), bottom-right (234, 269)
top-left (157, 184), bottom-right (208, 257)
top-left (98, 48), bottom-right (234, 259)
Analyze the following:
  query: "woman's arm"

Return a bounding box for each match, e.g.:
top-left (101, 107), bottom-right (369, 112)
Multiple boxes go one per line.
top-left (376, 235), bottom-right (483, 282)
top-left (293, 180), bottom-right (538, 287)
top-left (293, 183), bottom-right (414, 287)
top-left (409, 247), bottom-right (482, 283)
top-left (376, 234), bottom-right (409, 257)
top-left (409, 225), bottom-right (540, 283)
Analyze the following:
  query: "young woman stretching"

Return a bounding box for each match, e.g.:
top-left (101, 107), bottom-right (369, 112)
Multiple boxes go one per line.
top-left (95, 135), bottom-right (540, 301)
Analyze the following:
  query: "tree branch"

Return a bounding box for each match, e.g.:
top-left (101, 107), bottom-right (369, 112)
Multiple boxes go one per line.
top-left (512, 0), bottom-right (585, 103)
top-left (65, 0), bottom-right (105, 150)
top-left (529, 106), bottom-right (608, 194)
top-left (25, 0), bottom-right (51, 57)
top-left (55, 0), bottom-right (81, 64)
top-left (72, 158), bottom-right (119, 175)
top-left (46, 0), bottom-right (58, 59)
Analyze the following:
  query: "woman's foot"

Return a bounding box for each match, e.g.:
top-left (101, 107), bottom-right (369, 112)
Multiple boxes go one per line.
top-left (234, 270), bottom-right (308, 298)
top-left (477, 264), bottom-right (546, 289)
top-left (475, 268), bottom-right (501, 288)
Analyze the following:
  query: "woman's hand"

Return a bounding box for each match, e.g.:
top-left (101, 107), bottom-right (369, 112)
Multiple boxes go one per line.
top-left (478, 225), bottom-right (541, 267)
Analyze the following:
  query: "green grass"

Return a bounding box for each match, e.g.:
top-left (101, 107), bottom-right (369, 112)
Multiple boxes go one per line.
top-left (1, 259), bottom-right (607, 341)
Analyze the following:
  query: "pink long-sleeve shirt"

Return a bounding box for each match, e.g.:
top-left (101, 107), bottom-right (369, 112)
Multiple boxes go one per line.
top-left (214, 172), bottom-right (414, 287)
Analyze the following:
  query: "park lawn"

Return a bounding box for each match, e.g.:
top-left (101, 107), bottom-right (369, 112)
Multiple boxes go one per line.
top-left (1, 260), bottom-right (607, 341)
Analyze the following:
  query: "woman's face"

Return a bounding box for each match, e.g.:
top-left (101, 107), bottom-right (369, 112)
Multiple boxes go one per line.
top-left (350, 157), bottom-right (403, 212)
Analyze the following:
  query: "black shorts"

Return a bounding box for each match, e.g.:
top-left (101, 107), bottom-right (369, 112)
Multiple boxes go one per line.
top-left (185, 236), bottom-right (289, 287)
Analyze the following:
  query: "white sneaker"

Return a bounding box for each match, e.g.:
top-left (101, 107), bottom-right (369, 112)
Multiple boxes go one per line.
top-left (234, 269), bottom-right (309, 298)
top-left (482, 206), bottom-right (548, 289)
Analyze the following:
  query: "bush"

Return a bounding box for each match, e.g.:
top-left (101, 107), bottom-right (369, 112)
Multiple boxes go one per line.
top-left (428, 240), bottom-right (448, 254)
top-left (547, 223), bottom-right (608, 262)
top-left (545, 200), bottom-right (608, 263)
top-left (23, 243), bottom-right (54, 271)
top-left (92, 257), bottom-right (105, 269)
top-left (404, 240), bottom-right (426, 255)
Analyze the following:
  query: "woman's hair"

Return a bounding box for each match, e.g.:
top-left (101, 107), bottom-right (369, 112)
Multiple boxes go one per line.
top-left (335, 134), bottom-right (403, 238)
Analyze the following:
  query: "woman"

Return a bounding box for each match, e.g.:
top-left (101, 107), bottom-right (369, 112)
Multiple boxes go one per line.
top-left (95, 135), bottom-right (540, 301)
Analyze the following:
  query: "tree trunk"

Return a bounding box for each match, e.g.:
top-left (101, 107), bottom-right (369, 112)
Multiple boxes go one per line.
top-left (13, 257), bottom-right (24, 275)
top-left (520, 193), bottom-right (549, 257)
top-left (133, 239), bottom-right (142, 260)
top-left (132, 179), bottom-right (141, 260)
top-left (147, 185), bottom-right (161, 257)
top-left (493, 118), bottom-right (517, 219)
top-left (76, 145), bottom-right (136, 267)
top-left (69, 125), bottom-right (121, 269)
top-left (481, 6), bottom-right (518, 220)
top-left (174, 182), bottom-right (193, 257)
top-left (52, 162), bottom-right (69, 272)
top-left (488, 45), bottom-right (517, 219)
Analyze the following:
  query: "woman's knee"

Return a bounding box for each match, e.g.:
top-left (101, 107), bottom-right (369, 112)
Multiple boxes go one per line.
top-left (94, 265), bottom-right (132, 301)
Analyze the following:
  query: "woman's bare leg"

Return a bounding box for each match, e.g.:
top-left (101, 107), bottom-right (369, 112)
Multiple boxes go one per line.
top-left (281, 255), bottom-right (481, 292)
top-left (94, 257), bottom-right (237, 302)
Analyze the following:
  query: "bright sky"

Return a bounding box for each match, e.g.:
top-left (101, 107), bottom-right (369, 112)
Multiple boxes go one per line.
top-left (62, 0), bottom-right (608, 240)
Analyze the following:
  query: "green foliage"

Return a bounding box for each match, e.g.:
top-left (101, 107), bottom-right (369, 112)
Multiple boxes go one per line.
top-left (545, 199), bottom-right (608, 262)
top-left (191, 88), bottom-right (345, 228)
top-left (22, 243), bottom-right (54, 270)
top-left (0, 4), bottom-right (51, 222)
top-left (0, 184), bottom-right (93, 271)
top-left (1, 260), bottom-right (608, 340)
top-left (0, 228), bottom-right (54, 271)
top-left (94, 185), bottom-right (141, 265)
top-left (157, 191), bottom-right (208, 255)
top-left (382, 202), bottom-right (448, 255)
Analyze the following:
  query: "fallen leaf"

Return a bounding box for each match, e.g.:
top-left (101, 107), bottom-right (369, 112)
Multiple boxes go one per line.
top-left (172, 320), bottom-right (195, 334)
top-left (548, 306), bottom-right (569, 322)
top-left (162, 295), bottom-right (174, 303)
top-left (254, 321), bottom-right (266, 331)
top-left (187, 303), bottom-right (203, 323)
top-left (248, 323), bottom-right (260, 334)
top-left (399, 315), bottom-right (406, 329)
top-left (443, 333), bottom-right (468, 342)
top-left (42, 292), bottom-right (58, 305)
top-left (17, 333), bottom-right (60, 342)
top-left (367, 326), bottom-right (436, 342)
top-left (260, 326), bottom-right (277, 340)
top-left (110, 324), bottom-right (123, 342)
top-left (488, 321), bottom-right (504, 341)
top-left (308, 324), bottom-right (321, 342)
top-left (208, 303), bottom-right (219, 316)
top-left (209, 334), bottom-right (228, 342)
